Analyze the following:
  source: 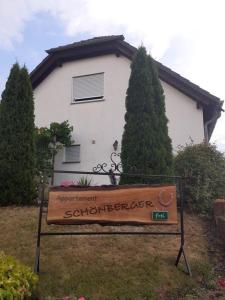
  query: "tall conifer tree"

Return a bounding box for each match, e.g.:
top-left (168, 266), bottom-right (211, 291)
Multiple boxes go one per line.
top-left (147, 54), bottom-right (173, 175)
top-left (0, 63), bottom-right (35, 205)
top-left (120, 47), bottom-right (173, 183)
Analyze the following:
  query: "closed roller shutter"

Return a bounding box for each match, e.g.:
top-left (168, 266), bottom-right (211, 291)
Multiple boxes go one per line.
top-left (73, 73), bottom-right (104, 102)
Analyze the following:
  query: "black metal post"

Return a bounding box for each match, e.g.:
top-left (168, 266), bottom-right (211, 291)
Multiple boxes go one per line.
top-left (108, 169), bottom-right (117, 185)
top-left (51, 154), bottom-right (55, 186)
top-left (40, 231), bottom-right (181, 236)
top-left (179, 177), bottom-right (185, 247)
top-left (175, 177), bottom-right (192, 276)
top-left (34, 183), bottom-right (45, 274)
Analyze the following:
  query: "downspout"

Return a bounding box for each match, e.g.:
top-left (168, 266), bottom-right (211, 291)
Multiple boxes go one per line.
top-left (204, 108), bottom-right (221, 143)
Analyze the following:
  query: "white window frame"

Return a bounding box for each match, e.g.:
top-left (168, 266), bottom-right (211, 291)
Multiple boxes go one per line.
top-left (72, 72), bottom-right (104, 104)
top-left (63, 144), bottom-right (81, 163)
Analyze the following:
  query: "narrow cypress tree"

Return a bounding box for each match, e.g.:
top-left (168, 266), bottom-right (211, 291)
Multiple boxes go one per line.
top-left (147, 54), bottom-right (173, 175)
top-left (120, 47), bottom-right (156, 183)
top-left (120, 47), bottom-right (173, 184)
top-left (0, 64), bottom-right (35, 205)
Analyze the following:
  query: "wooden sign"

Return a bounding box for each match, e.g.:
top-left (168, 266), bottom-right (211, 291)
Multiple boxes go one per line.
top-left (47, 185), bottom-right (177, 225)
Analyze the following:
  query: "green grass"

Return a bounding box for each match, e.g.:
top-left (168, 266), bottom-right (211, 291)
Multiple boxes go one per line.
top-left (0, 207), bottom-right (223, 299)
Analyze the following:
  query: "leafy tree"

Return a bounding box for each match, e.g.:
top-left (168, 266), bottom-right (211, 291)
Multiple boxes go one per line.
top-left (175, 142), bottom-right (225, 214)
top-left (35, 121), bottom-right (73, 184)
top-left (120, 47), bottom-right (173, 184)
top-left (0, 63), bottom-right (35, 205)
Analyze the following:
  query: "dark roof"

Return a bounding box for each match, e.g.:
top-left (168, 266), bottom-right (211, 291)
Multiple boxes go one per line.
top-left (31, 35), bottom-right (221, 105)
top-left (30, 35), bottom-right (223, 139)
top-left (46, 35), bottom-right (124, 54)
top-left (31, 35), bottom-right (126, 89)
top-left (155, 61), bottom-right (221, 106)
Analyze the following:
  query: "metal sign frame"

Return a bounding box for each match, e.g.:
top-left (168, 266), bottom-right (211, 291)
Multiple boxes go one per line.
top-left (34, 154), bottom-right (191, 276)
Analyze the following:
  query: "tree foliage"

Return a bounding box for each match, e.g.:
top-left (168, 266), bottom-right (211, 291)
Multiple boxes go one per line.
top-left (0, 252), bottom-right (38, 299)
top-left (175, 142), bottom-right (225, 214)
top-left (35, 121), bottom-right (73, 183)
top-left (0, 63), bottom-right (35, 205)
top-left (120, 46), bottom-right (173, 183)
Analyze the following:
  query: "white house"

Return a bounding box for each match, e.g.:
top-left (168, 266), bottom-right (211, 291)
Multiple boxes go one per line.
top-left (31, 35), bottom-right (222, 185)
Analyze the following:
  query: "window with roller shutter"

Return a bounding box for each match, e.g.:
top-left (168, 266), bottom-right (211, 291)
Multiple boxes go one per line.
top-left (72, 73), bottom-right (104, 102)
top-left (64, 145), bottom-right (80, 163)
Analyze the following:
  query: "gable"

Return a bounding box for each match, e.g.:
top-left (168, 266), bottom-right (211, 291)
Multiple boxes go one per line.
top-left (30, 35), bottom-right (223, 140)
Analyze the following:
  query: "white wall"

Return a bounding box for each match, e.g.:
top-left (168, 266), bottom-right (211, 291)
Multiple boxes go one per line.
top-left (34, 54), bottom-right (204, 185)
top-left (162, 81), bottom-right (204, 149)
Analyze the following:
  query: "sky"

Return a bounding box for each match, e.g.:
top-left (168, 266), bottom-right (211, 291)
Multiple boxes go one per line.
top-left (0, 0), bottom-right (225, 150)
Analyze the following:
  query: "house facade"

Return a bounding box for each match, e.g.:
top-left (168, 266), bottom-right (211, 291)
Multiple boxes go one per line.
top-left (31, 35), bottom-right (222, 185)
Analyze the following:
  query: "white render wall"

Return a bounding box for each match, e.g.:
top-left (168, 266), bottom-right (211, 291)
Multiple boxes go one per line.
top-left (162, 81), bottom-right (204, 149)
top-left (34, 54), bottom-right (204, 185)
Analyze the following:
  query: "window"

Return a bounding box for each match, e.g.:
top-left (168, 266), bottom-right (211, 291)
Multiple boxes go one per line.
top-left (64, 145), bottom-right (80, 163)
top-left (73, 73), bottom-right (104, 102)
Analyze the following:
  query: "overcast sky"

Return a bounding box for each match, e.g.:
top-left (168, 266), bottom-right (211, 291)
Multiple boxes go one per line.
top-left (0, 0), bottom-right (225, 150)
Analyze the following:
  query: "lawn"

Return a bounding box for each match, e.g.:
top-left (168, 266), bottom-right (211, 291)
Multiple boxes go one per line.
top-left (0, 207), bottom-right (224, 299)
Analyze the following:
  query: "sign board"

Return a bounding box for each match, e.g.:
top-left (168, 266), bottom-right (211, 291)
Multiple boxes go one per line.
top-left (47, 185), bottom-right (177, 225)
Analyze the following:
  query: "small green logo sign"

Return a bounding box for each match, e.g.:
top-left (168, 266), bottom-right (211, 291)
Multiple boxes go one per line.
top-left (152, 211), bottom-right (168, 221)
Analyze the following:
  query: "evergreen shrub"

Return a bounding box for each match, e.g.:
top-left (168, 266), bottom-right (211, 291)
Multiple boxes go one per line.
top-left (120, 46), bottom-right (173, 184)
top-left (175, 142), bottom-right (225, 214)
top-left (0, 64), bottom-right (35, 205)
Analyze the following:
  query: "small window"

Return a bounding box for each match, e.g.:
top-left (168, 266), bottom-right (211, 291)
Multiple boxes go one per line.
top-left (73, 73), bottom-right (104, 102)
top-left (64, 145), bottom-right (80, 163)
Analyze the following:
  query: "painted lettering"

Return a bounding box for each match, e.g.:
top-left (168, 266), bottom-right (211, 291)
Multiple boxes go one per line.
top-left (89, 207), bottom-right (98, 214)
top-left (73, 210), bottom-right (80, 217)
top-left (146, 201), bottom-right (154, 207)
top-left (138, 201), bottom-right (144, 208)
top-left (130, 201), bottom-right (139, 209)
top-left (114, 203), bottom-right (121, 211)
top-left (63, 211), bottom-right (73, 218)
top-left (80, 208), bottom-right (89, 216)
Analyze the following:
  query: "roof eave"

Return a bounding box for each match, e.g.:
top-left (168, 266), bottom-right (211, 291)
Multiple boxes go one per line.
top-left (30, 37), bottom-right (223, 116)
top-left (31, 41), bottom-right (123, 89)
top-left (46, 35), bottom-right (125, 54)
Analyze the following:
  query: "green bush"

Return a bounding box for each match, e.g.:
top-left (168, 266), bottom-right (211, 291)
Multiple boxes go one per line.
top-left (35, 121), bottom-right (73, 184)
top-left (0, 252), bottom-right (38, 299)
top-left (175, 142), bottom-right (225, 214)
